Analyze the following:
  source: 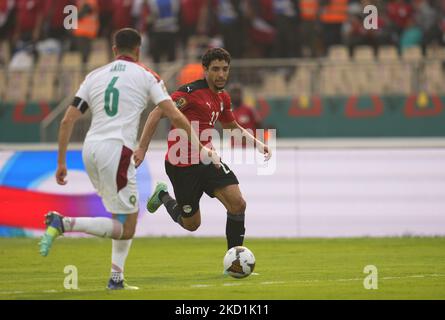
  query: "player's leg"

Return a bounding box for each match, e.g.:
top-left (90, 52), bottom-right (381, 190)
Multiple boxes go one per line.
top-left (177, 209), bottom-right (201, 232)
top-left (39, 210), bottom-right (127, 258)
top-left (39, 211), bottom-right (127, 257)
top-left (40, 143), bottom-right (135, 253)
top-left (103, 143), bottom-right (140, 289)
top-left (108, 212), bottom-right (139, 290)
top-left (214, 184), bottom-right (247, 250)
top-left (146, 162), bottom-right (203, 231)
top-left (40, 142), bottom-right (140, 289)
top-left (203, 162), bottom-right (244, 250)
top-left (42, 141), bottom-right (133, 239)
top-left (62, 215), bottom-right (125, 238)
top-left (149, 182), bottom-right (202, 231)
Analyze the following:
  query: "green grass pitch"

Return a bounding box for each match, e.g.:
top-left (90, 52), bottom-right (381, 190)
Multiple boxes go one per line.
top-left (0, 237), bottom-right (444, 300)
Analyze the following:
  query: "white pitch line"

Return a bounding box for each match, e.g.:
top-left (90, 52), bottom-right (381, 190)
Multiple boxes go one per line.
top-left (1, 274), bottom-right (443, 294)
top-left (0, 288), bottom-right (107, 295)
top-left (261, 281), bottom-right (285, 285)
top-left (223, 283), bottom-right (242, 286)
top-left (0, 291), bottom-right (24, 295)
top-left (191, 284), bottom-right (212, 288)
top-left (189, 273), bottom-right (445, 288)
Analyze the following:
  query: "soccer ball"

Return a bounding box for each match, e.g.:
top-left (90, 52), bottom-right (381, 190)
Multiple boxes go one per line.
top-left (223, 246), bottom-right (255, 279)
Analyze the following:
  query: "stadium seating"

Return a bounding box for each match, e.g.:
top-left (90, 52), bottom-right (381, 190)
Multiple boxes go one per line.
top-left (0, 42), bottom-right (444, 104)
top-left (377, 46), bottom-right (399, 62)
top-left (322, 46), bottom-right (352, 95)
top-left (31, 70), bottom-right (56, 102)
top-left (380, 62), bottom-right (412, 95)
top-left (327, 45), bottom-right (350, 62)
top-left (260, 72), bottom-right (289, 96)
top-left (58, 52), bottom-right (83, 100)
top-left (426, 45), bottom-right (445, 60)
top-left (352, 46), bottom-right (380, 94)
top-left (92, 38), bottom-right (109, 52)
top-left (87, 39), bottom-right (111, 70)
top-left (375, 46), bottom-right (413, 95)
top-left (0, 42), bottom-right (10, 66)
top-left (402, 46), bottom-right (423, 63)
top-left (87, 50), bottom-right (110, 71)
top-left (424, 61), bottom-right (445, 94)
top-left (287, 64), bottom-right (314, 96)
top-left (320, 64), bottom-right (355, 96)
top-left (31, 53), bottom-right (58, 101)
top-left (353, 46), bottom-right (375, 62)
top-left (61, 52), bottom-right (82, 69)
top-left (5, 71), bottom-right (30, 102)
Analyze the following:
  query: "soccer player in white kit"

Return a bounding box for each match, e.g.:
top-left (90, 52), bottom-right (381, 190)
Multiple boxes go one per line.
top-left (39, 28), bottom-right (218, 290)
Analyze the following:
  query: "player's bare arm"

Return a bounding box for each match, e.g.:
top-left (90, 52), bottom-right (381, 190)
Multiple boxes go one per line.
top-left (56, 106), bottom-right (83, 185)
top-left (222, 120), bottom-right (272, 161)
top-left (134, 106), bottom-right (164, 168)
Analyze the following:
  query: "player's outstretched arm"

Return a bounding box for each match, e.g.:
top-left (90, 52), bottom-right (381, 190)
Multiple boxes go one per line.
top-left (56, 106), bottom-right (83, 185)
top-left (134, 106), bottom-right (164, 168)
top-left (222, 120), bottom-right (272, 161)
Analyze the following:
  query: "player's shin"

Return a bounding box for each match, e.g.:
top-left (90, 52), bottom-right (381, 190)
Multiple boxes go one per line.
top-left (63, 217), bottom-right (123, 239)
top-left (159, 191), bottom-right (185, 227)
top-left (226, 212), bottom-right (246, 250)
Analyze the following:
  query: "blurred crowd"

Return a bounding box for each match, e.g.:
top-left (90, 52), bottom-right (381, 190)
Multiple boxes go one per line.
top-left (0, 0), bottom-right (445, 67)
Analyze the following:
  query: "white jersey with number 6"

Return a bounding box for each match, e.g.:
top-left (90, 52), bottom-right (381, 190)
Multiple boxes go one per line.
top-left (75, 56), bottom-right (171, 150)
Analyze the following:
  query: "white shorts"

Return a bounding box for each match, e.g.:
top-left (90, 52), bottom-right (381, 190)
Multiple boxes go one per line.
top-left (82, 140), bottom-right (139, 214)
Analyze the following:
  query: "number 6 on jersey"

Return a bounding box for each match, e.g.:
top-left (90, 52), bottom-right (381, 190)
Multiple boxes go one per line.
top-left (105, 77), bottom-right (120, 117)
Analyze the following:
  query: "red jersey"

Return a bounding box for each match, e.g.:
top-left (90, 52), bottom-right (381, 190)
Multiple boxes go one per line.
top-left (166, 79), bottom-right (235, 167)
top-left (386, 1), bottom-right (413, 29)
top-left (16, 0), bottom-right (45, 33)
top-left (44, 0), bottom-right (74, 29)
top-left (232, 104), bottom-right (260, 148)
top-left (233, 104), bottom-right (259, 132)
top-left (180, 0), bottom-right (206, 27)
top-left (111, 0), bottom-right (133, 30)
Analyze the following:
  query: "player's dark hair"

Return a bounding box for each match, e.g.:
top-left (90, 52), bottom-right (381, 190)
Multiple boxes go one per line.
top-left (202, 48), bottom-right (231, 68)
top-left (113, 28), bottom-right (141, 52)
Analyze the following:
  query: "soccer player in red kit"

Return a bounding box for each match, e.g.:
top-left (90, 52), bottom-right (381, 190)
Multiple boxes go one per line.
top-left (134, 48), bottom-right (271, 251)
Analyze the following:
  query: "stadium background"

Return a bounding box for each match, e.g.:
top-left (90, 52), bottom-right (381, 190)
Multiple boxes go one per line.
top-left (1, 0), bottom-right (445, 239)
